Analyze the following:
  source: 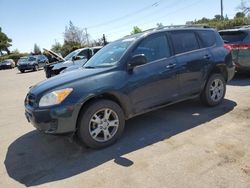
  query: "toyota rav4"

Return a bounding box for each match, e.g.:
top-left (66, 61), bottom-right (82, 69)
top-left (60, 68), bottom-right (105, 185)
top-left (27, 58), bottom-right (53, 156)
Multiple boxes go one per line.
top-left (25, 27), bottom-right (235, 149)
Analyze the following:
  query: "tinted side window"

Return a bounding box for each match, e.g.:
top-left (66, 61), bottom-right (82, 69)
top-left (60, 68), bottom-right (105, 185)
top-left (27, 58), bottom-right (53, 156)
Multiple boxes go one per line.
top-left (132, 34), bottom-right (171, 63)
top-left (197, 30), bottom-right (216, 47)
top-left (171, 31), bottom-right (199, 54)
top-left (78, 49), bottom-right (89, 58)
top-left (93, 48), bottom-right (101, 54)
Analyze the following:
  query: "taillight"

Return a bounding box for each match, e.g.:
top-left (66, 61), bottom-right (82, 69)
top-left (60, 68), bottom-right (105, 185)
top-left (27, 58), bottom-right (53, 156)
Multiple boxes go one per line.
top-left (227, 44), bottom-right (250, 50)
top-left (224, 44), bottom-right (232, 52)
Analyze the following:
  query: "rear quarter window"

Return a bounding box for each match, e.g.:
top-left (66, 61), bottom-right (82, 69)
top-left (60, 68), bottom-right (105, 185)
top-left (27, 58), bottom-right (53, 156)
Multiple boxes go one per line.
top-left (170, 31), bottom-right (199, 54)
top-left (197, 30), bottom-right (216, 47)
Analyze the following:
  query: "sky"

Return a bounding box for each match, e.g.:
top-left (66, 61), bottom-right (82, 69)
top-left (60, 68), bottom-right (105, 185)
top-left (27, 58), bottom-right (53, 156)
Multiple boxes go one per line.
top-left (0, 0), bottom-right (242, 53)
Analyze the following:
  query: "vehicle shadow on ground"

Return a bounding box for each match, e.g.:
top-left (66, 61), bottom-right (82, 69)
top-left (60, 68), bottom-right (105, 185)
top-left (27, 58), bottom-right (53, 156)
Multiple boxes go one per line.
top-left (229, 73), bottom-right (250, 86)
top-left (16, 69), bottom-right (43, 74)
top-left (4, 99), bottom-right (237, 187)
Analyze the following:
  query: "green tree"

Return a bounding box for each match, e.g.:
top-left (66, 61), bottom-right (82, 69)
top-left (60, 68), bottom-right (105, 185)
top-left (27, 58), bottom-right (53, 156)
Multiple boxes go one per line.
top-left (0, 27), bottom-right (12, 55)
top-left (51, 40), bottom-right (62, 54)
top-left (214, 14), bottom-right (222, 21)
top-left (33, 43), bottom-right (41, 55)
top-left (238, 0), bottom-right (250, 15)
top-left (64, 21), bottom-right (87, 46)
top-left (235, 12), bottom-right (246, 18)
top-left (156, 23), bottom-right (163, 28)
top-left (131, 26), bottom-right (142, 34)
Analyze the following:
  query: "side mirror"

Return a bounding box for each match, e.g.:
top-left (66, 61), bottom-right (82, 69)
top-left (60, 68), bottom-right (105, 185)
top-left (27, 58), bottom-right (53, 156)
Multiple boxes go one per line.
top-left (128, 54), bottom-right (147, 70)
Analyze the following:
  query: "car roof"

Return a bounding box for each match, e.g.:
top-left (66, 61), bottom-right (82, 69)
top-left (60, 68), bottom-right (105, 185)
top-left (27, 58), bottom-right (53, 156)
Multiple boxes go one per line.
top-left (91, 46), bottom-right (103, 49)
top-left (122, 27), bottom-right (216, 41)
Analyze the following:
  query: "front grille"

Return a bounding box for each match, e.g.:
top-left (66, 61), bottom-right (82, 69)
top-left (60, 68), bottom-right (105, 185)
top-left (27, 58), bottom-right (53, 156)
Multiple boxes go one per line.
top-left (25, 93), bottom-right (36, 107)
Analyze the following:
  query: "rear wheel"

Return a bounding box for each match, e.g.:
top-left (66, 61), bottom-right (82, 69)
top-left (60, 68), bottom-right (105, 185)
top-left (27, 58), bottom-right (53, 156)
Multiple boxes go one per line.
top-left (77, 99), bottom-right (125, 149)
top-left (201, 74), bottom-right (226, 106)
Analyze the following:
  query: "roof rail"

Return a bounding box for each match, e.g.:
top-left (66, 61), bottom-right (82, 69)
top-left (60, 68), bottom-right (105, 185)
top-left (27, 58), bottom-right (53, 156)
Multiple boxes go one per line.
top-left (234, 25), bottom-right (250, 29)
top-left (143, 24), bottom-right (210, 33)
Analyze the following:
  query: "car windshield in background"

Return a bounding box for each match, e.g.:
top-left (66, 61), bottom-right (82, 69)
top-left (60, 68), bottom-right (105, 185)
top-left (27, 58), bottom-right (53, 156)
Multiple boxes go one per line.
top-left (83, 38), bottom-right (136, 68)
top-left (19, 58), bottom-right (28, 62)
top-left (219, 31), bottom-right (247, 43)
top-left (28, 57), bottom-right (36, 61)
top-left (64, 50), bottom-right (81, 61)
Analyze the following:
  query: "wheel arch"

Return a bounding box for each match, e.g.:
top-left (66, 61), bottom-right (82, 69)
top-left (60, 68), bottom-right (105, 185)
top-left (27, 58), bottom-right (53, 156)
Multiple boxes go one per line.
top-left (75, 92), bottom-right (131, 131)
top-left (209, 64), bottom-right (228, 82)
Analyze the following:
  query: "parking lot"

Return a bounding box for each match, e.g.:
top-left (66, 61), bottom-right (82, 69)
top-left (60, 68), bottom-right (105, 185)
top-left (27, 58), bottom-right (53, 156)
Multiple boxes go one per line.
top-left (0, 68), bottom-right (249, 188)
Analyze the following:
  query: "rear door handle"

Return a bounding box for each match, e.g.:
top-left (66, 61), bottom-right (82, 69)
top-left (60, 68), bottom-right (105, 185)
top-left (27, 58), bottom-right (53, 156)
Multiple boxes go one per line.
top-left (166, 63), bottom-right (176, 69)
top-left (204, 54), bottom-right (211, 60)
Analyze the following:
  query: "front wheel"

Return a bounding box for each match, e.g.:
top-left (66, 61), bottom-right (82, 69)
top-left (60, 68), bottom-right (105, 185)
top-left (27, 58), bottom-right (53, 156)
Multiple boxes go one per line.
top-left (77, 100), bottom-right (125, 149)
top-left (33, 65), bottom-right (39, 71)
top-left (201, 74), bottom-right (226, 106)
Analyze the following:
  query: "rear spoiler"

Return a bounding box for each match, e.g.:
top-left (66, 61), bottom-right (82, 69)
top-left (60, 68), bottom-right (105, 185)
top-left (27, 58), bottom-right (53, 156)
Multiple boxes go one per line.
top-left (43, 48), bottom-right (65, 61)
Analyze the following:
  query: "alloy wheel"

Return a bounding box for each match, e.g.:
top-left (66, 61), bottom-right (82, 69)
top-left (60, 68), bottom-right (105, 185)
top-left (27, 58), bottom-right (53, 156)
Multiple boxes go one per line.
top-left (88, 108), bottom-right (119, 142)
top-left (209, 78), bottom-right (224, 102)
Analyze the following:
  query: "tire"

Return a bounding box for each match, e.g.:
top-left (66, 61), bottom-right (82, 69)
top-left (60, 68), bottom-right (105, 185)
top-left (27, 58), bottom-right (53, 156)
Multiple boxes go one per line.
top-left (201, 74), bottom-right (226, 106)
top-left (77, 99), bottom-right (125, 149)
top-left (20, 70), bottom-right (25, 73)
top-left (33, 65), bottom-right (39, 71)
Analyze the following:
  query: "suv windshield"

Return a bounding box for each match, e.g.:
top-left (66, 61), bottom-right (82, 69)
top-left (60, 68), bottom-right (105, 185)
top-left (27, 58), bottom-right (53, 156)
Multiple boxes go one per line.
top-left (64, 49), bottom-right (81, 61)
top-left (28, 57), bottom-right (36, 61)
top-left (219, 31), bottom-right (247, 43)
top-left (18, 57), bottom-right (28, 62)
top-left (84, 38), bottom-right (135, 68)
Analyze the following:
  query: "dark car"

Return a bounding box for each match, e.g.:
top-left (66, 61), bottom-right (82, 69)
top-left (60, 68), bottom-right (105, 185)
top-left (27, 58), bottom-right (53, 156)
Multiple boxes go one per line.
top-left (44, 46), bottom-right (102, 78)
top-left (24, 27), bottom-right (235, 149)
top-left (17, 55), bottom-right (49, 73)
top-left (0, 59), bottom-right (15, 69)
top-left (219, 27), bottom-right (250, 72)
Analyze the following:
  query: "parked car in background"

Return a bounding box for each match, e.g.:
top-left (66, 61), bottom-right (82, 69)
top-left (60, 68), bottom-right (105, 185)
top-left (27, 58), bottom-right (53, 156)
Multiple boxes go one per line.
top-left (0, 59), bottom-right (15, 69)
top-left (17, 55), bottom-right (49, 73)
top-left (219, 26), bottom-right (250, 73)
top-left (24, 27), bottom-right (234, 149)
top-left (44, 46), bottom-right (102, 78)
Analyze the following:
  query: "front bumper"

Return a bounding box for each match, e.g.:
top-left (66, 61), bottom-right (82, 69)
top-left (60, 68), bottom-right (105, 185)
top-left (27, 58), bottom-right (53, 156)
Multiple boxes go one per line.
top-left (235, 63), bottom-right (250, 72)
top-left (25, 103), bottom-right (81, 134)
top-left (0, 64), bottom-right (12, 69)
top-left (18, 64), bottom-right (35, 70)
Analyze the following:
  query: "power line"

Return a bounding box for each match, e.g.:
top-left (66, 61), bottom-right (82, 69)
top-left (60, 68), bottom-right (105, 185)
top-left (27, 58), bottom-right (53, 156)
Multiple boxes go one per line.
top-left (90, 0), bottom-right (185, 37)
top-left (87, 1), bottom-right (163, 29)
top-left (104, 0), bottom-right (202, 38)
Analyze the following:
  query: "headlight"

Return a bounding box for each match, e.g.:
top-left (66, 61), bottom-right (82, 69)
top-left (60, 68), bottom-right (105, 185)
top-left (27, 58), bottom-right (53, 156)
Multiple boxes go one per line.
top-left (39, 88), bottom-right (73, 107)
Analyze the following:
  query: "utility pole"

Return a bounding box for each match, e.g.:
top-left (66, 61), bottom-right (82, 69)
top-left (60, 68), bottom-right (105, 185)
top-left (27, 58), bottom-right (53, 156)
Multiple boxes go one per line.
top-left (85, 28), bottom-right (90, 46)
top-left (220, 0), bottom-right (224, 20)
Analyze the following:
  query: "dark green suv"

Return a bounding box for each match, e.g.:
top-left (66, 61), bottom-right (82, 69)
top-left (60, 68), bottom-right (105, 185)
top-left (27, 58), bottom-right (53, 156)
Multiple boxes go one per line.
top-left (219, 27), bottom-right (250, 72)
top-left (25, 27), bottom-right (235, 149)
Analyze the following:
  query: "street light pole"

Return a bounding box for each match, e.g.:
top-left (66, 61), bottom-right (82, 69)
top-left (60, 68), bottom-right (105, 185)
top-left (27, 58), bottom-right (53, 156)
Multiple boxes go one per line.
top-left (85, 28), bottom-right (90, 46)
top-left (221, 0), bottom-right (224, 20)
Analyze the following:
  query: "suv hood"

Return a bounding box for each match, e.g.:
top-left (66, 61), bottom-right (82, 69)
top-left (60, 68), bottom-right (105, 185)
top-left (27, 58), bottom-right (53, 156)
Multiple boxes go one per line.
top-left (43, 48), bottom-right (64, 61)
top-left (51, 60), bottom-right (74, 70)
top-left (30, 67), bottom-right (112, 95)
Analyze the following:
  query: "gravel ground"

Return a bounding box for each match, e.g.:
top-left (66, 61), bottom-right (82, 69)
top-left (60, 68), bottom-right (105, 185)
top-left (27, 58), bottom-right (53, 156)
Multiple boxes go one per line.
top-left (0, 68), bottom-right (249, 188)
